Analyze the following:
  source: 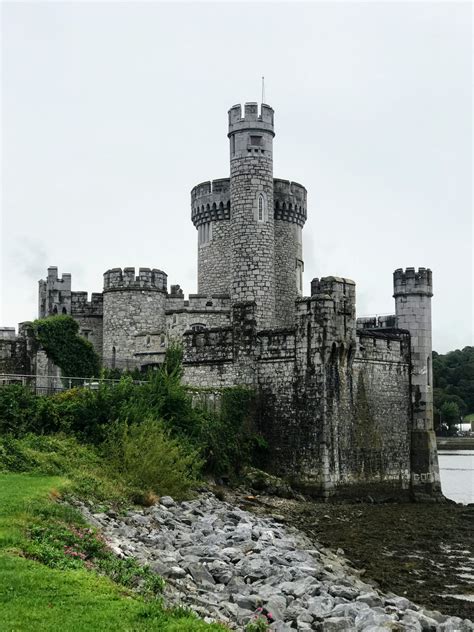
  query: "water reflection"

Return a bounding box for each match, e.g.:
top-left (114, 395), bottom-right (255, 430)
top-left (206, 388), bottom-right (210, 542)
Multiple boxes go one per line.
top-left (438, 450), bottom-right (474, 504)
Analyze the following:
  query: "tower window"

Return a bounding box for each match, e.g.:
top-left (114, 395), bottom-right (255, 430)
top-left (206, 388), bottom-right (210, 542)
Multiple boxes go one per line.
top-left (231, 134), bottom-right (235, 155)
top-left (191, 323), bottom-right (206, 332)
top-left (258, 194), bottom-right (265, 222)
top-left (250, 135), bottom-right (262, 146)
top-left (198, 222), bottom-right (212, 245)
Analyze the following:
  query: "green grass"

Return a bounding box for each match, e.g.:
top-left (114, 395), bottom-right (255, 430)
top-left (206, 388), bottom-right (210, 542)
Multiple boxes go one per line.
top-left (0, 473), bottom-right (226, 631)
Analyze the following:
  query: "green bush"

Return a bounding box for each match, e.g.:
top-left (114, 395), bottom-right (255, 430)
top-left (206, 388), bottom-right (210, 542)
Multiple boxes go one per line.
top-left (105, 418), bottom-right (202, 500)
top-left (0, 434), bottom-right (128, 504)
top-left (198, 387), bottom-right (267, 476)
top-left (0, 384), bottom-right (38, 435)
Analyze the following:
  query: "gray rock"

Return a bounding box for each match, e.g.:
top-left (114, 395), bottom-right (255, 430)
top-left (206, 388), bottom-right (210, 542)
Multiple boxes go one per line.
top-left (207, 559), bottom-right (233, 584)
top-left (328, 584), bottom-right (360, 600)
top-left (280, 577), bottom-right (319, 598)
top-left (160, 496), bottom-right (176, 507)
top-left (307, 595), bottom-right (336, 617)
top-left (265, 594), bottom-right (287, 621)
top-left (321, 617), bottom-right (354, 631)
top-left (167, 566), bottom-right (186, 579)
top-left (356, 591), bottom-right (384, 608)
top-left (232, 593), bottom-right (261, 610)
top-left (186, 563), bottom-right (215, 586)
top-left (384, 595), bottom-right (413, 611)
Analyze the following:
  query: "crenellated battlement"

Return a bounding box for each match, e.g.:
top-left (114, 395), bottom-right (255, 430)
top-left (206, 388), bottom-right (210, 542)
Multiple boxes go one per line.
top-left (310, 276), bottom-right (356, 302)
top-left (191, 178), bottom-right (231, 227)
top-left (228, 102), bottom-right (275, 136)
top-left (103, 267), bottom-right (167, 292)
top-left (43, 267), bottom-right (72, 291)
top-left (393, 267), bottom-right (433, 297)
top-left (183, 326), bottom-right (234, 365)
top-left (71, 292), bottom-right (104, 316)
top-left (273, 179), bottom-right (307, 226)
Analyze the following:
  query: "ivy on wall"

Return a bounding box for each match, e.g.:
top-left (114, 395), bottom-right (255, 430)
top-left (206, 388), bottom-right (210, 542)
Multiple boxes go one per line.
top-left (28, 315), bottom-right (100, 378)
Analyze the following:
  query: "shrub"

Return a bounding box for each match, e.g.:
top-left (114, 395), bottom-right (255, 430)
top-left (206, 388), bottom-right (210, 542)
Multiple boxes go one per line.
top-left (0, 434), bottom-right (128, 504)
top-left (105, 417), bottom-right (202, 500)
top-left (0, 384), bottom-right (37, 435)
top-left (198, 387), bottom-right (267, 476)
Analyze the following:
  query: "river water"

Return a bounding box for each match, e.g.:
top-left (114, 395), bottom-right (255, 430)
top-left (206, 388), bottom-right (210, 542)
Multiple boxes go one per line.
top-left (438, 450), bottom-right (474, 504)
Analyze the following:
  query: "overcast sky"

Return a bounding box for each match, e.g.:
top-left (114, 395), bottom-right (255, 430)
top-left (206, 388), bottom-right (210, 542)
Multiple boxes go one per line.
top-left (1, 1), bottom-right (472, 353)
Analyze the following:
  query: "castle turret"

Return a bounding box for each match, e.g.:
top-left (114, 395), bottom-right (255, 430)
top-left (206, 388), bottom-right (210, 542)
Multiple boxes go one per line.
top-left (38, 267), bottom-right (72, 317)
top-left (273, 179), bottom-right (307, 325)
top-left (191, 178), bottom-right (231, 295)
top-left (228, 103), bottom-right (276, 328)
top-left (393, 267), bottom-right (442, 498)
top-left (102, 267), bottom-right (168, 369)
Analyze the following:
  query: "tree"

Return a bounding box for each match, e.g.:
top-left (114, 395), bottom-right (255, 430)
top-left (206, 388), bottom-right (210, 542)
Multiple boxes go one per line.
top-left (439, 401), bottom-right (461, 435)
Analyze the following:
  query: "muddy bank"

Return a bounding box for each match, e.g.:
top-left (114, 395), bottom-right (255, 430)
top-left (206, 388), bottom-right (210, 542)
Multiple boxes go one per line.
top-left (227, 490), bottom-right (474, 620)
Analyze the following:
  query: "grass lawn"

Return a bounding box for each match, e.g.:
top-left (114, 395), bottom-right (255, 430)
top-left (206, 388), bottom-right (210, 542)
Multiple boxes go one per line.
top-left (0, 473), bottom-right (225, 631)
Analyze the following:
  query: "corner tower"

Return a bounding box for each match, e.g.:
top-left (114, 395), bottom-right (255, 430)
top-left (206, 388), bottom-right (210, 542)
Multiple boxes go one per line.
top-left (393, 267), bottom-right (442, 498)
top-left (228, 103), bottom-right (276, 328)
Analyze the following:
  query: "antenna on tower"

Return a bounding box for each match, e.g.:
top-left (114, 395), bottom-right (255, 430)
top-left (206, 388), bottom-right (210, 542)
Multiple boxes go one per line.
top-left (261, 76), bottom-right (265, 104)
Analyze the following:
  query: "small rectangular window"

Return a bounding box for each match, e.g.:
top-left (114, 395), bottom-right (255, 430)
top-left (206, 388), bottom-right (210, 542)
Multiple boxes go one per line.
top-left (250, 135), bottom-right (262, 146)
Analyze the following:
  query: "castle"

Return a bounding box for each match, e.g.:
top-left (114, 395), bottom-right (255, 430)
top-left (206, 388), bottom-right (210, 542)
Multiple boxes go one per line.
top-left (1, 102), bottom-right (441, 500)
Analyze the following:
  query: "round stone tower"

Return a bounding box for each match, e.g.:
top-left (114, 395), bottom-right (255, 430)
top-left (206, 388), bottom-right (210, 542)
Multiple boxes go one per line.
top-left (273, 179), bottom-right (307, 325)
top-left (228, 103), bottom-right (276, 329)
top-left (393, 267), bottom-right (442, 498)
top-left (102, 267), bottom-right (167, 368)
top-left (191, 179), bottom-right (231, 295)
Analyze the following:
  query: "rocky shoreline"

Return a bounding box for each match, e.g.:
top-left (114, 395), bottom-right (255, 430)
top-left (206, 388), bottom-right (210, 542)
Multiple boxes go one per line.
top-left (75, 493), bottom-right (473, 631)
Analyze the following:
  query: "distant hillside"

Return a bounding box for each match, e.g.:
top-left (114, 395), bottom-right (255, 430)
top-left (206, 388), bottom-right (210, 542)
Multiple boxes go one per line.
top-left (433, 346), bottom-right (474, 432)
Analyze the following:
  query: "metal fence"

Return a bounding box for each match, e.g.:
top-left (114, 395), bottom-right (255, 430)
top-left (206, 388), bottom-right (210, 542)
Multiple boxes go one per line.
top-left (0, 374), bottom-right (147, 396)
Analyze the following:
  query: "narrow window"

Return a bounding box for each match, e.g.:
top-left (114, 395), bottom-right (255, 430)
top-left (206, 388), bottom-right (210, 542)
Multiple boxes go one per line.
top-left (427, 356), bottom-right (431, 386)
top-left (111, 346), bottom-right (116, 369)
top-left (258, 194), bottom-right (264, 222)
top-left (62, 306), bottom-right (67, 314)
top-left (231, 134), bottom-right (235, 156)
top-left (250, 135), bottom-right (262, 146)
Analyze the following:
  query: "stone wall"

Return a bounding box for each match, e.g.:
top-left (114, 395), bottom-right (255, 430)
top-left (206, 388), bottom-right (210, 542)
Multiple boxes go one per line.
top-left (333, 331), bottom-right (412, 498)
top-left (0, 329), bottom-right (31, 375)
top-left (71, 292), bottom-right (104, 360)
top-left (197, 220), bottom-right (232, 295)
top-left (274, 221), bottom-right (299, 326)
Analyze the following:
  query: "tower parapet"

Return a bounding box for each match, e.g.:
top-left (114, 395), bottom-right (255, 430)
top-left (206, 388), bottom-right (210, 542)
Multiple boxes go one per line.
top-left (191, 179), bottom-right (230, 228)
top-left (228, 103), bottom-right (274, 136)
top-left (393, 267), bottom-right (432, 298)
top-left (103, 268), bottom-right (167, 292)
top-left (273, 179), bottom-right (307, 227)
